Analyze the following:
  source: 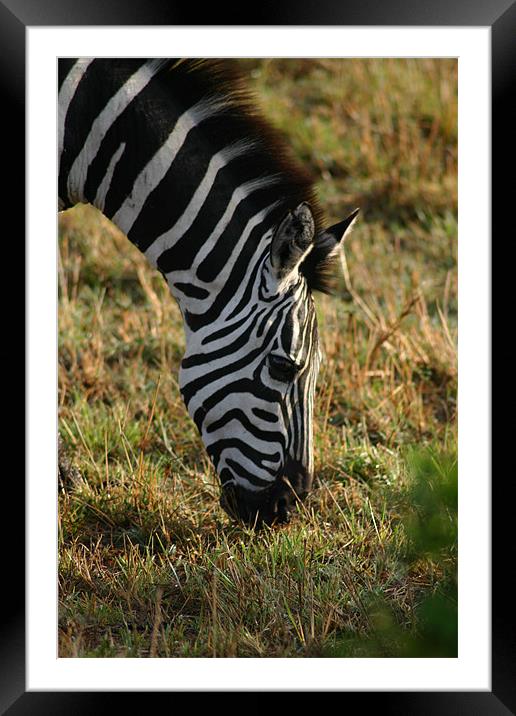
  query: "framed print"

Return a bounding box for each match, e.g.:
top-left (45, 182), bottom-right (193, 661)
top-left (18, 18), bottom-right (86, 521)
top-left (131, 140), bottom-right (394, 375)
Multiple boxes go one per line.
top-left (3, 0), bottom-right (511, 711)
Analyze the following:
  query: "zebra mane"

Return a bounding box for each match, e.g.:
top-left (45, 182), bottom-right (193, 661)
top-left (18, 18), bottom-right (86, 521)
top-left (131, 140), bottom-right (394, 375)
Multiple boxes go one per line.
top-left (156, 59), bottom-right (338, 295)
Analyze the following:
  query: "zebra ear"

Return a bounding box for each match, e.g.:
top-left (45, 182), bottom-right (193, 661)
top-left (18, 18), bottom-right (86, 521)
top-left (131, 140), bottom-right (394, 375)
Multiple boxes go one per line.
top-left (316, 208), bottom-right (360, 257)
top-left (298, 208), bottom-right (359, 293)
top-left (270, 202), bottom-right (316, 278)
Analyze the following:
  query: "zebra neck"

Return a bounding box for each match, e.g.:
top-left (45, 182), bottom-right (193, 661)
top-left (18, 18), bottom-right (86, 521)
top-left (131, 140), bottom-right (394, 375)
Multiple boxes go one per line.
top-left (98, 155), bottom-right (282, 336)
top-left (99, 135), bottom-right (282, 318)
top-left (59, 59), bottom-right (317, 334)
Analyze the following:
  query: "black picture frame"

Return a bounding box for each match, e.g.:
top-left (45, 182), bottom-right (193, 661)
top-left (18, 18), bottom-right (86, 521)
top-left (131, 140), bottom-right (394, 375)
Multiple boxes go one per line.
top-left (3, 0), bottom-right (510, 711)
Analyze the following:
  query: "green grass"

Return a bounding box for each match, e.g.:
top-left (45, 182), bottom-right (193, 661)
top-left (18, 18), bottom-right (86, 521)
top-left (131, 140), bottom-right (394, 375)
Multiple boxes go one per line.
top-left (58, 58), bottom-right (457, 658)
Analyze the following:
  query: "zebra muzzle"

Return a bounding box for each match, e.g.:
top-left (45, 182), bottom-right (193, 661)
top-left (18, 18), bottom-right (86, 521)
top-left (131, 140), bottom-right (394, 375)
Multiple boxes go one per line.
top-left (220, 462), bottom-right (312, 528)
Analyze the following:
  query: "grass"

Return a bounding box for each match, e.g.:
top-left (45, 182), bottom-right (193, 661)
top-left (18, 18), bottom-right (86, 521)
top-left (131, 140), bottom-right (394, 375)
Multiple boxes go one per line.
top-left (58, 58), bottom-right (457, 658)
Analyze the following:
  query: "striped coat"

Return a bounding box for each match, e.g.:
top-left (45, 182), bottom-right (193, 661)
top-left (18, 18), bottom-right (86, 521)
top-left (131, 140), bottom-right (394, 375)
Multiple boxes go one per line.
top-left (59, 59), bottom-right (358, 525)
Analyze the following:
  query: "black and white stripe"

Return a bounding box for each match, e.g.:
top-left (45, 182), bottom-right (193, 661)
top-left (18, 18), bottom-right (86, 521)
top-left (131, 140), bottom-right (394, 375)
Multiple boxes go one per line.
top-left (59, 59), bottom-right (358, 524)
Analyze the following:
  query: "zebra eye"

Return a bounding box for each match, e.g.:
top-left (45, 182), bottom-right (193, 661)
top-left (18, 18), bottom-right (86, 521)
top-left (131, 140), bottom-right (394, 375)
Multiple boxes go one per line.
top-left (268, 354), bottom-right (299, 382)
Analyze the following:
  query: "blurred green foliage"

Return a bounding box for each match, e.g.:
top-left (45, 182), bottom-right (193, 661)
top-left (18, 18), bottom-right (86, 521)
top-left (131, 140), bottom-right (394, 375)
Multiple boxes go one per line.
top-left (324, 446), bottom-right (458, 657)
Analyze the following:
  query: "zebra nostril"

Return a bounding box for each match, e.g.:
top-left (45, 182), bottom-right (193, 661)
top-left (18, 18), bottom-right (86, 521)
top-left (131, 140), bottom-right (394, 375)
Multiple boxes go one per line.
top-left (276, 497), bottom-right (290, 524)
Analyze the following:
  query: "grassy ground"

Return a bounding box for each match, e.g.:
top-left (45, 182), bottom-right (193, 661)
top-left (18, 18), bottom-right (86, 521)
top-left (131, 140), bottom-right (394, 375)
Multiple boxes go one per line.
top-left (58, 58), bottom-right (457, 658)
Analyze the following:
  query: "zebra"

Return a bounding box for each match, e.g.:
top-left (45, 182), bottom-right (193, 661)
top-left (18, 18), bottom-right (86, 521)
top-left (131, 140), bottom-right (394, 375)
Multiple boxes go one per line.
top-left (58, 58), bottom-right (358, 526)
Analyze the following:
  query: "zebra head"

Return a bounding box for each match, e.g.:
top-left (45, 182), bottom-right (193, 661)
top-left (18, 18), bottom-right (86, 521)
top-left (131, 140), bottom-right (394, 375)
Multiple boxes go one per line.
top-left (178, 202), bottom-right (359, 526)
